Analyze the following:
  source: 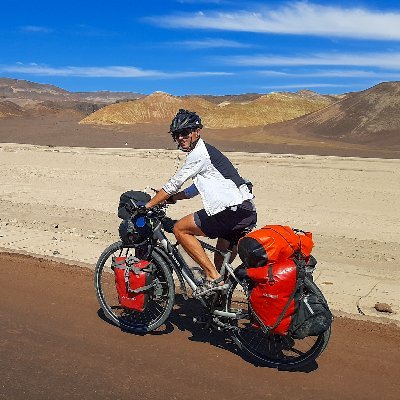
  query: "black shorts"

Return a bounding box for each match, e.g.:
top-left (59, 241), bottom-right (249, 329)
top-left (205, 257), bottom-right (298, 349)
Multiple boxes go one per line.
top-left (194, 200), bottom-right (257, 243)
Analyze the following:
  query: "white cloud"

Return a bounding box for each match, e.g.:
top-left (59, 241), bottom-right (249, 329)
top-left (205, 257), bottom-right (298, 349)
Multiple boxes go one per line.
top-left (0, 63), bottom-right (232, 78)
top-left (264, 83), bottom-right (352, 89)
top-left (258, 69), bottom-right (400, 78)
top-left (176, 0), bottom-right (225, 3)
top-left (227, 52), bottom-right (400, 70)
top-left (176, 71), bottom-right (233, 77)
top-left (174, 38), bottom-right (249, 48)
top-left (1, 64), bottom-right (162, 77)
top-left (21, 25), bottom-right (52, 33)
top-left (154, 2), bottom-right (400, 40)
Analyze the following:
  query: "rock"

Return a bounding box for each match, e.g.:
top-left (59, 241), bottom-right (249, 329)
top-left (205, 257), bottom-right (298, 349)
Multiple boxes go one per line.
top-left (54, 224), bottom-right (59, 228)
top-left (53, 250), bottom-right (60, 255)
top-left (374, 302), bottom-right (393, 313)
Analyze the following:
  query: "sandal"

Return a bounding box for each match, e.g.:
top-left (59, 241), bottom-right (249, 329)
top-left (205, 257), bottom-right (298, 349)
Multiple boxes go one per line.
top-left (193, 276), bottom-right (228, 298)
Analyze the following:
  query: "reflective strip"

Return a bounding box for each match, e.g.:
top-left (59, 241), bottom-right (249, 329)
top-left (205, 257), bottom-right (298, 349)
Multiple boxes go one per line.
top-left (304, 296), bottom-right (314, 314)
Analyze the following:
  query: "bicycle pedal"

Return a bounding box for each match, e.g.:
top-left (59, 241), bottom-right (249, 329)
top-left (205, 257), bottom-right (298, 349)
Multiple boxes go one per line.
top-left (193, 315), bottom-right (211, 325)
top-left (193, 284), bottom-right (229, 299)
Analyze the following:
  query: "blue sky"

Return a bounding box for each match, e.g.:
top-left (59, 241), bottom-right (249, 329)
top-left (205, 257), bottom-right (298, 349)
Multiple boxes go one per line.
top-left (1, 0), bottom-right (400, 95)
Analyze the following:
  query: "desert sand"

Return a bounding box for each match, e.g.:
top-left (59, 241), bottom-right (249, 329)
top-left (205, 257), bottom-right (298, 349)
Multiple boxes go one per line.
top-left (2, 252), bottom-right (399, 399)
top-left (0, 142), bottom-right (399, 322)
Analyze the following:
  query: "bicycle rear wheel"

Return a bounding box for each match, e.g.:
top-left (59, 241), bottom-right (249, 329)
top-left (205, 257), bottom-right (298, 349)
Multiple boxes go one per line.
top-left (225, 278), bottom-right (331, 369)
top-left (94, 241), bottom-right (175, 333)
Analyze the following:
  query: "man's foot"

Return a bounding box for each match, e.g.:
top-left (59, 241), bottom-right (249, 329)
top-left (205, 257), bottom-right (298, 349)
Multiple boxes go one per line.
top-left (193, 277), bottom-right (228, 298)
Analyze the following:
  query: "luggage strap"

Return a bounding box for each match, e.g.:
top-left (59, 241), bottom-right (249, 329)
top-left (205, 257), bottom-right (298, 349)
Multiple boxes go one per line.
top-left (123, 261), bottom-right (155, 295)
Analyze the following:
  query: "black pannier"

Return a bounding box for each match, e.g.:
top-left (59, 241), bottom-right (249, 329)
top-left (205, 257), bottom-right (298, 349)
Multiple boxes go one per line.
top-left (118, 190), bottom-right (151, 219)
top-left (289, 277), bottom-right (333, 339)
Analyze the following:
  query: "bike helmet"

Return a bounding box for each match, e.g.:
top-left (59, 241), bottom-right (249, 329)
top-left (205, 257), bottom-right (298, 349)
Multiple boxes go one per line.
top-left (169, 109), bottom-right (203, 136)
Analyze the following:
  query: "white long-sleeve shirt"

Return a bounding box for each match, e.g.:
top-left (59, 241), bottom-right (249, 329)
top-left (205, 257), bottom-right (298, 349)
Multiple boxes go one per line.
top-left (163, 139), bottom-right (253, 216)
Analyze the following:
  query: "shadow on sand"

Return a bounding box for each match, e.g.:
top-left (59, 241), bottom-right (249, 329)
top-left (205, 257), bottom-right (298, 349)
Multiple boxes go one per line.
top-left (97, 294), bottom-right (318, 373)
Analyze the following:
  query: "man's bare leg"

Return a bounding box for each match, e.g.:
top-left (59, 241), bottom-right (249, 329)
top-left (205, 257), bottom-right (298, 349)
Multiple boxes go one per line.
top-left (214, 237), bottom-right (238, 272)
top-left (173, 214), bottom-right (220, 281)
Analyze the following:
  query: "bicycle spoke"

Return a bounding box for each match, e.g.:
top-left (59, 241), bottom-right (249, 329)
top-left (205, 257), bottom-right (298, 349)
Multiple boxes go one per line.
top-left (95, 242), bottom-right (175, 333)
top-left (226, 277), bottom-right (330, 368)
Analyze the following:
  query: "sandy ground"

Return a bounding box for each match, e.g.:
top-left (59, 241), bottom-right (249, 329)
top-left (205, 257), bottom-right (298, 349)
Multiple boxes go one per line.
top-left (1, 252), bottom-right (399, 400)
top-left (0, 142), bottom-right (399, 323)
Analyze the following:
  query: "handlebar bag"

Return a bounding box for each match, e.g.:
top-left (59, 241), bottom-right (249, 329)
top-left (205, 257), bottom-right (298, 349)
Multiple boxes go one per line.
top-left (112, 256), bottom-right (154, 312)
top-left (247, 259), bottom-right (298, 335)
top-left (238, 225), bottom-right (313, 268)
top-left (118, 190), bottom-right (151, 219)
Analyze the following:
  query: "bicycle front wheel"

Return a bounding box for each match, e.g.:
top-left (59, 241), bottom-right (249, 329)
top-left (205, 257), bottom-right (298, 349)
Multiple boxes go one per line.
top-left (225, 278), bottom-right (331, 369)
top-left (94, 241), bottom-right (175, 333)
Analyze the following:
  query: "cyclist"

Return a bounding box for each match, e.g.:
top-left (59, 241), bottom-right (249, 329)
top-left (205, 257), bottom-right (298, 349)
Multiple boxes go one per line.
top-left (145, 109), bottom-right (257, 296)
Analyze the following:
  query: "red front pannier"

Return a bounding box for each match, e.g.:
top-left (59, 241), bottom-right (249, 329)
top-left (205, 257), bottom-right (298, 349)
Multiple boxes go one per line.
top-left (112, 256), bottom-right (153, 312)
top-left (247, 259), bottom-right (298, 335)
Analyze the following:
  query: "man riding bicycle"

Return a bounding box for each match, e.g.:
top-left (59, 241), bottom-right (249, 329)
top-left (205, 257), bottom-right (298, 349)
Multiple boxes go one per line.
top-left (146, 109), bottom-right (257, 296)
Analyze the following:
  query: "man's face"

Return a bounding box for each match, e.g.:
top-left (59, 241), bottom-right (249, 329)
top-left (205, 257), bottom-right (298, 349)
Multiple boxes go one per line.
top-left (173, 128), bottom-right (198, 150)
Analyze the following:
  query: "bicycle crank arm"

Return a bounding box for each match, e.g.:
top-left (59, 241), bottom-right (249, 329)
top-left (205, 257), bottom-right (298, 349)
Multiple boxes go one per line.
top-left (212, 309), bottom-right (245, 319)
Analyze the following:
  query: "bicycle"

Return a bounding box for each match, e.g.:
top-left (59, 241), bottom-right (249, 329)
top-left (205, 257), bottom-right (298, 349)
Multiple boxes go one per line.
top-left (94, 192), bottom-right (331, 369)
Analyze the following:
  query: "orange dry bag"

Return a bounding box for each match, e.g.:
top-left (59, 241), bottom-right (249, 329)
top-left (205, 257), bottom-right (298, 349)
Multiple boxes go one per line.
top-left (238, 225), bottom-right (313, 268)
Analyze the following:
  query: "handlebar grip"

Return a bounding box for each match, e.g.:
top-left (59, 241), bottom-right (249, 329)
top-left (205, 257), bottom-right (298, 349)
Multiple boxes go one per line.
top-left (136, 205), bottom-right (148, 215)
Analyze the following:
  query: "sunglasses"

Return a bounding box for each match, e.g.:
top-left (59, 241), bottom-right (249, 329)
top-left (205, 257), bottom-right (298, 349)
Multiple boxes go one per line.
top-left (172, 129), bottom-right (192, 140)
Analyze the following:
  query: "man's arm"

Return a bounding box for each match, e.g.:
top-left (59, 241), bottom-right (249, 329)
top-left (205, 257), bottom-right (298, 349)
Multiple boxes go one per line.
top-left (147, 148), bottom-right (203, 209)
top-left (145, 188), bottom-right (170, 209)
top-left (145, 189), bottom-right (189, 209)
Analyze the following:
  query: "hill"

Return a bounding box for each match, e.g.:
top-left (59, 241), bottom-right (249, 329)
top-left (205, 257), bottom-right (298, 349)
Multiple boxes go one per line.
top-left (0, 78), bottom-right (144, 119)
top-left (80, 91), bottom-right (334, 129)
top-left (0, 100), bottom-right (24, 118)
top-left (264, 82), bottom-right (400, 143)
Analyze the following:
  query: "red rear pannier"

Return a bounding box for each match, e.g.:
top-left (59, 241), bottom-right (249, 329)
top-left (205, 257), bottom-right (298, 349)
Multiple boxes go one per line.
top-left (247, 259), bottom-right (298, 335)
top-left (112, 256), bottom-right (153, 312)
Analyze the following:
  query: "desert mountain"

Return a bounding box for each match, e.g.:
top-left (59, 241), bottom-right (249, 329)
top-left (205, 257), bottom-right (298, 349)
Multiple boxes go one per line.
top-left (0, 100), bottom-right (24, 118)
top-left (263, 82), bottom-right (400, 141)
top-left (0, 78), bottom-right (144, 119)
top-left (80, 92), bottom-right (215, 125)
top-left (80, 91), bottom-right (334, 129)
top-left (195, 93), bottom-right (264, 104)
top-left (0, 78), bottom-right (69, 101)
top-left (0, 78), bottom-right (144, 103)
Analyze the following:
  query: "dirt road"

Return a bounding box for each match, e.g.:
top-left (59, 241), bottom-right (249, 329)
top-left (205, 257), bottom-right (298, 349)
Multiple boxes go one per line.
top-left (1, 252), bottom-right (399, 400)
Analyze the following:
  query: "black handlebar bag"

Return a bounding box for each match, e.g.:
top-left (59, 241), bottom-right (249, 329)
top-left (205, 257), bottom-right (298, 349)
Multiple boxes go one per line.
top-left (117, 190), bottom-right (151, 219)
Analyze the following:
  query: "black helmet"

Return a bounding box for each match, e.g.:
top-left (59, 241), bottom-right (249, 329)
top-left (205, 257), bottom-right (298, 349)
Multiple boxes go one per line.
top-left (169, 109), bottom-right (203, 136)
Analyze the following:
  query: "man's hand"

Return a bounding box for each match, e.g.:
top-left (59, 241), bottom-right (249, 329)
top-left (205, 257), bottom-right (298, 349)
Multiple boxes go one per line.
top-left (166, 194), bottom-right (176, 204)
top-left (145, 188), bottom-right (171, 209)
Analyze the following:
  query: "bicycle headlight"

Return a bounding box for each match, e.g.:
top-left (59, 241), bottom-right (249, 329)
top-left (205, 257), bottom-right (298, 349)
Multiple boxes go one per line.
top-left (133, 215), bottom-right (153, 238)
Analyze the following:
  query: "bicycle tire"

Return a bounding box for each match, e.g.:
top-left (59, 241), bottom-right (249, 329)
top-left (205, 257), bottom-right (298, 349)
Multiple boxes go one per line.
top-left (94, 241), bottom-right (175, 333)
top-left (225, 277), bottom-right (331, 369)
